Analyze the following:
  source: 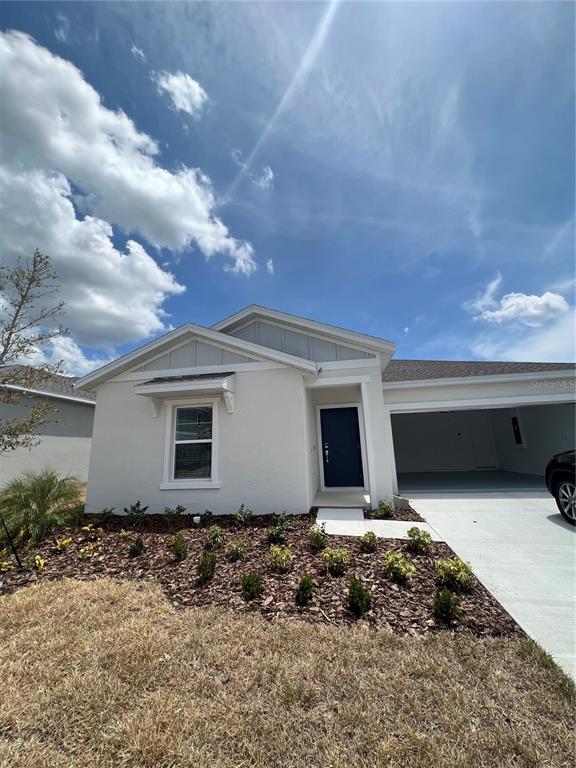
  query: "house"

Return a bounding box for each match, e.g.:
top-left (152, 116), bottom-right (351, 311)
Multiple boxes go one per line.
top-left (77, 306), bottom-right (576, 515)
top-left (0, 366), bottom-right (95, 485)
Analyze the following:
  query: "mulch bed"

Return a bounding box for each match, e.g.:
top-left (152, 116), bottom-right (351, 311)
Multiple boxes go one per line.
top-left (365, 505), bottom-right (425, 522)
top-left (0, 513), bottom-right (521, 637)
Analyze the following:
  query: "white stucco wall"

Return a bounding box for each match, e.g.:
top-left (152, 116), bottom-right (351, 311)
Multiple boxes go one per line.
top-left (491, 403), bottom-right (575, 476)
top-left (85, 367), bottom-right (311, 516)
top-left (0, 397), bottom-right (94, 484)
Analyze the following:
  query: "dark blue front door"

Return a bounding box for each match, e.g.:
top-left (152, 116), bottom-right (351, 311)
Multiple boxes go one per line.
top-left (320, 407), bottom-right (364, 488)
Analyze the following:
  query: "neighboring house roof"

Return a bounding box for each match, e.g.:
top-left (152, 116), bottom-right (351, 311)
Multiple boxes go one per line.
top-left (382, 359), bottom-right (576, 384)
top-left (212, 305), bottom-right (396, 355)
top-left (0, 365), bottom-right (96, 404)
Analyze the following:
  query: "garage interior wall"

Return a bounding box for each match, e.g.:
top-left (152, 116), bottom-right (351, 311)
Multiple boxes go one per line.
top-left (392, 402), bottom-right (575, 477)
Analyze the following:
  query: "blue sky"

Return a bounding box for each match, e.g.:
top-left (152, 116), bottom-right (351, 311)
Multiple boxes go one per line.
top-left (0, 1), bottom-right (574, 373)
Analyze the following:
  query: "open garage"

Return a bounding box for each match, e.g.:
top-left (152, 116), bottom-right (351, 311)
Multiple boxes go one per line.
top-left (381, 361), bottom-right (576, 497)
top-left (391, 402), bottom-right (575, 495)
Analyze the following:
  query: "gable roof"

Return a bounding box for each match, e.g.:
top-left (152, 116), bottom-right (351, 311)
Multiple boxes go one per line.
top-left (0, 365), bottom-right (96, 404)
top-left (76, 322), bottom-right (318, 390)
top-left (382, 359), bottom-right (576, 384)
top-left (212, 305), bottom-right (396, 355)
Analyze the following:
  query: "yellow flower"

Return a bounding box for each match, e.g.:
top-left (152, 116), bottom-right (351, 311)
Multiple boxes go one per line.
top-left (0, 561), bottom-right (11, 572)
top-left (56, 537), bottom-right (72, 551)
top-left (34, 555), bottom-right (46, 570)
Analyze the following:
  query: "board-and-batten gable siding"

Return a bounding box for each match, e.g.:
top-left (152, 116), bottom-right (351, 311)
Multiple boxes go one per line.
top-left (228, 320), bottom-right (374, 362)
top-left (135, 339), bottom-right (254, 372)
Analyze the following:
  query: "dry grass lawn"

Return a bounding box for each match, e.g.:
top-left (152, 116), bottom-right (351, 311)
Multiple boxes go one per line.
top-left (0, 578), bottom-right (573, 768)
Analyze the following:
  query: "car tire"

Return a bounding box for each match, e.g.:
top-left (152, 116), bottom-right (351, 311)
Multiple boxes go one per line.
top-left (554, 476), bottom-right (576, 526)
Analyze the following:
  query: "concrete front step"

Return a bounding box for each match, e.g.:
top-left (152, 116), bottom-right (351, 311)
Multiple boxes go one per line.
top-left (316, 508), bottom-right (443, 541)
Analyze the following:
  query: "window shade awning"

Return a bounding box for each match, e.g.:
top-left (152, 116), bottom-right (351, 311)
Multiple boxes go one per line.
top-left (134, 372), bottom-right (235, 415)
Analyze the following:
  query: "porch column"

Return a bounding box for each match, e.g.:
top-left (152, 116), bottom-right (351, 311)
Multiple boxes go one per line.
top-left (360, 381), bottom-right (378, 505)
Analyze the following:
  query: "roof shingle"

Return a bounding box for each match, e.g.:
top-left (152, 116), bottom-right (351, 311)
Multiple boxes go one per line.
top-left (382, 359), bottom-right (576, 384)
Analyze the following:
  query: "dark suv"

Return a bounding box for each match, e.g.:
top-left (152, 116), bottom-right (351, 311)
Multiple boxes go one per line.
top-left (545, 450), bottom-right (576, 525)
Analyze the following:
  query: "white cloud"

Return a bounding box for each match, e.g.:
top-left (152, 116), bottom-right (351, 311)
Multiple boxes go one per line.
top-left (0, 31), bottom-right (254, 275)
top-left (28, 335), bottom-right (114, 376)
top-left (253, 165), bottom-right (274, 190)
top-left (155, 70), bottom-right (208, 118)
top-left (403, 327), bottom-right (409, 334)
top-left (478, 291), bottom-right (569, 327)
top-left (54, 14), bottom-right (69, 43)
top-left (463, 272), bottom-right (502, 313)
top-left (266, 258), bottom-right (274, 275)
top-left (0, 166), bottom-right (185, 349)
top-left (470, 310), bottom-right (575, 363)
top-left (130, 44), bottom-right (146, 62)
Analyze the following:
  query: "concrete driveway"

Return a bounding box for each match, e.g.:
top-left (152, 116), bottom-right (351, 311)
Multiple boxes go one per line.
top-left (410, 493), bottom-right (575, 679)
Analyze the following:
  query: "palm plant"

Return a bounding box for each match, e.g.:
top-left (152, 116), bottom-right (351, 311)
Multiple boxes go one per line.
top-left (0, 469), bottom-right (83, 549)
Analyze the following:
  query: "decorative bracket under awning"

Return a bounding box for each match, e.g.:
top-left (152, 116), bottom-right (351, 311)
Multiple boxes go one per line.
top-left (134, 372), bottom-right (235, 416)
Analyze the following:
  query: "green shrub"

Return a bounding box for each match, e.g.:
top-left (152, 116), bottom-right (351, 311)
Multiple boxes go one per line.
top-left (433, 586), bottom-right (461, 623)
top-left (308, 523), bottom-right (327, 553)
top-left (373, 499), bottom-right (394, 519)
top-left (383, 550), bottom-right (415, 584)
top-left (268, 545), bottom-right (294, 572)
top-left (234, 503), bottom-right (253, 528)
top-left (163, 505), bottom-right (186, 527)
top-left (128, 536), bottom-right (145, 558)
top-left (170, 532), bottom-right (188, 561)
top-left (405, 527), bottom-right (432, 555)
top-left (347, 576), bottom-right (373, 618)
top-left (123, 500), bottom-right (148, 529)
top-left (204, 524), bottom-right (224, 550)
top-left (90, 507), bottom-right (115, 526)
top-left (201, 510), bottom-right (213, 527)
top-left (241, 571), bottom-right (263, 600)
top-left (360, 531), bottom-right (377, 553)
top-left (436, 557), bottom-right (473, 591)
top-left (0, 468), bottom-right (83, 549)
top-left (197, 550), bottom-right (217, 584)
top-left (266, 512), bottom-right (291, 544)
top-left (295, 574), bottom-right (315, 606)
top-left (321, 547), bottom-right (349, 576)
top-left (225, 539), bottom-right (246, 561)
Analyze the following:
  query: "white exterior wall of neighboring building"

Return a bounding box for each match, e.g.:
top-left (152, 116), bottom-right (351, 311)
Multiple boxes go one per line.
top-left (85, 366), bottom-right (311, 516)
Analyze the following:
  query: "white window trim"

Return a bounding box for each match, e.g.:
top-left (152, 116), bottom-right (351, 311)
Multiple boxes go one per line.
top-left (161, 397), bottom-right (221, 490)
top-left (316, 402), bottom-right (369, 493)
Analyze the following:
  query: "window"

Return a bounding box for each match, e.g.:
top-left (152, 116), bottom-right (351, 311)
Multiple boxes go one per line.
top-left (173, 406), bottom-right (213, 479)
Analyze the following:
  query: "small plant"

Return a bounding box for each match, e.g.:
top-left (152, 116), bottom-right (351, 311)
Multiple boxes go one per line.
top-left (90, 507), bottom-right (115, 526)
top-left (0, 560), bottom-right (11, 572)
top-left (295, 574), bottom-right (315, 606)
top-left (34, 554), bottom-right (46, 570)
top-left (436, 557), bottom-right (473, 591)
top-left (204, 525), bottom-right (224, 550)
top-left (383, 550), bottom-right (415, 584)
top-left (405, 527), bottom-right (432, 555)
top-left (266, 512), bottom-right (291, 545)
top-left (163, 505), bottom-right (186, 527)
top-left (123, 500), bottom-right (148, 529)
top-left (373, 499), bottom-right (394, 519)
top-left (77, 542), bottom-right (95, 561)
top-left (128, 536), bottom-right (145, 558)
top-left (225, 539), bottom-right (246, 561)
top-left (433, 586), bottom-right (461, 623)
top-left (201, 510), bottom-right (213, 527)
top-left (360, 531), bottom-right (377, 553)
top-left (347, 576), bottom-right (372, 618)
top-left (234, 503), bottom-right (253, 528)
top-left (241, 571), bottom-right (263, 601)
top-left (321, 547), bottom-right (349, 576)
top-left (308, 523), bottom-right (327, 553)
top-left (268, 545), bottom-right (294, 572)
top-left (55, 536), bottom-right (72, 552)
top-left (119, 529), bottom-right (130, 539)
top-left (170, 532), bottom-right (188, 562)
top-left (197, 550), bottom-right (217, 584)
top-left (81, 523), bottom-right (104, 542)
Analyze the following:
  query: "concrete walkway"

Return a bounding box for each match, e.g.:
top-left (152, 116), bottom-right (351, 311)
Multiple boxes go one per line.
top-left (315, 508), bottom-right (443, 541)
top-left (410, 495), bottom-right (576, 679)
